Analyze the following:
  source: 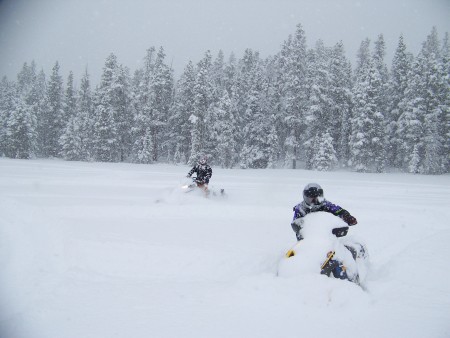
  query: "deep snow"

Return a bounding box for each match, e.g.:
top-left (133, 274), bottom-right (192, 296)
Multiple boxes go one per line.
top-left (0, 158), bottom-right (449, 338)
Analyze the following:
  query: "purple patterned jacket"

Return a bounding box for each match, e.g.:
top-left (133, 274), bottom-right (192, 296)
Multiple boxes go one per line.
top-left (292, 200), bottom-right (356, 225)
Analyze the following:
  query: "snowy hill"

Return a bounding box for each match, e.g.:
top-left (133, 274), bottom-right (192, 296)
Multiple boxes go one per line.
top-left (1, 158), bottom-right (449, 338)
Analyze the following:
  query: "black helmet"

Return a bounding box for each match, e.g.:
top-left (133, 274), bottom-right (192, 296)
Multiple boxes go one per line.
top-left (303, 183), bottom-right (324, 206)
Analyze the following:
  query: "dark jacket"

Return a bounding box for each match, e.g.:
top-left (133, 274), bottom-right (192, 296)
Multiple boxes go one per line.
top-left (187, 164), bottom-right (212, 184)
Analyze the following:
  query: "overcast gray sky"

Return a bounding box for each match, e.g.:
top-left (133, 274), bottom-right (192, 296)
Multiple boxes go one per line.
top-left (1, 0), bottom-right (449, 84)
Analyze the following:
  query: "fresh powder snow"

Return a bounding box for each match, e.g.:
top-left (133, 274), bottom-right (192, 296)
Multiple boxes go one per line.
top-left (1, 158), bottom-right (449, 338)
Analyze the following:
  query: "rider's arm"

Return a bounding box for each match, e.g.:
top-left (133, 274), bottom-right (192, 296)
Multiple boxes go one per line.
top-left (292, 203), bottom-right (307, 220)
top-left (187, 166), bottom-right (197, 177)
top-left (204, 166), bottom-right (212, 183)
top-left (291, 204), bottom-right (307, 238)
top-left (323, 201), bottom-right (358, 225)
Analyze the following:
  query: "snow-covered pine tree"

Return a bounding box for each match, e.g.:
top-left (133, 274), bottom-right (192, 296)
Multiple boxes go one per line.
top-left (441, 33), bottom-right (450, 173)
top-left (304, 40), bottom-right (334, 168)
top-left (115, 64), bottom-right (132, 162)
top-left (0, 76), bottom-right (10, 155)
top-left (355, 38), bottom-right (371, 80)
top-left (264, 55), bottom-right (284, 167)
top-left (17, 62), bottom-right (36, 102)
top-left (372, 106), bottom-right (387, 173)
top-left (400, 28), bottom-right (446, 174)
top-left (0, 79), bottom-right (23, 157)
top-left (420, 28), bottom-right (446, 174)
top-left (267, 47), bottom-right (289, 167)
top-left (5, 89), bottom-right (36, 159)
top-left (350, 40), bottom-right (374, 172)
top-left (305, 134), bottom-right (319, 170)
top-left (213, 89), bottom-right (237, 168)
top-left (387, 35), bottom-right (412, 168)
top-left (373, 34), bottom-right (390, 109)
top-left (238, 50), bottom-right (273, 168)
top-left (372, 35), bottom-right (389, 172)
top-left (16, 61), bottom-right (40, 157)
top-left (205, 100), bottom-right (220, 164)
top-left (312, 131), bottom-right (337, 171)
top-left (284, 131), bottom-right (297, 169)
top-left (148, 47), bottom-right (174, 162)
top-left (329, 41), bottom-right (353, 166)
top-left (131, 48), bottom-right (155, 164)
top-left (349, 38), bottom-right (388, 172)
top-left (135, 127), bottom-right (153, 164)
top-left (203, 50), bottom-right (230, 165)
top-left (210, 50), bottom-right (226, 103)
top-left (31, 69), bottom-right (48, 157)
top-left (59, 115), bottom-right (83, 161)
top-left (166, 61), bottom-right (196, 164)
top-left (397, 63), bottom-right (424, 172)
top-left (266, 113), bottom-right (280, 169)
top-left (77, 69), bottom-right (94, 160)
top-left (92, 101), bottom-right (118, 162)
top-left (131, 47), bottom-right (173, 163)
top-left (408, 144), bottom-right (421, 174)
top-left (188, 113), bottom-right (202, 165)
top-left (281, 24), bottom-right (308, 168)
top-left (64, 72), bottom-right (77, 121)
top-left (224, 52), bottom-right (238, 97)
top-left (276, 36), bottom-right (293, 163)
top-left (129, 71), bottom-right (144, 160)
top-left (188, 50), bottom-right (213, 165)
top-left (92, 53), bottom-right (121, 162)
top-left (59, 71), bottom-right (81, 160)
top-left (44, 61), bottom-right (65, 157)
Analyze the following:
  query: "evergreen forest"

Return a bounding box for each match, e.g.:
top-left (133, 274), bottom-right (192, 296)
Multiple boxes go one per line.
top-left (1, 24), bottom-right (449, 174)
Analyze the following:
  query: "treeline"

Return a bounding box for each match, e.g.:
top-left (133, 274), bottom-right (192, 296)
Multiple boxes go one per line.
top-left (0, 24), bottom-right (448, 174)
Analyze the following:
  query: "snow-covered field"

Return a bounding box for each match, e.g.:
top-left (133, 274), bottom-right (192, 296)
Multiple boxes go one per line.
top-left (0, 158), bottom-right (449, 338)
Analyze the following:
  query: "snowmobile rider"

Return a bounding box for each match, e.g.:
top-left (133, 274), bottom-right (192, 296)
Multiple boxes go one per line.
top-left (187, 156), bottom-right (212, 191)
top-left (291, 183), bottom-right (357, 241)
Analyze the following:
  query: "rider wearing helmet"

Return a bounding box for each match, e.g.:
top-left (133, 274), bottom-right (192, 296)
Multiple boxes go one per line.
top-left (291, 183), bottom-right (357, 241)
top-left (187, 156), bottom-right (212, 191)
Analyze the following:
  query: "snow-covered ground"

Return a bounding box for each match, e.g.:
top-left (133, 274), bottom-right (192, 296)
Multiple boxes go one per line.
top-left (0, 158), bottom-right (449, 338)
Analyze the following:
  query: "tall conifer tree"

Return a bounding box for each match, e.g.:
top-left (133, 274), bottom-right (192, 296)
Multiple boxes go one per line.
top-left (44, 61), bottom-right (64, 157)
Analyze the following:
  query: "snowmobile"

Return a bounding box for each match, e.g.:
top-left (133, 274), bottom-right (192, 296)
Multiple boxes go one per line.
top-left (181, 177), bottom-right (202, 192)
top-left (277, 212), bottom-right (369, 286)
top-left (181, 176), bottom-right (225, 197)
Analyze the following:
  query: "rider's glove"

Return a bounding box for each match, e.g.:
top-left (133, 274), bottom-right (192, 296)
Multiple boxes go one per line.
top-left (344, 215), bottom-right (357, 226)
top-left (291, 218), bottom-right (304, 233)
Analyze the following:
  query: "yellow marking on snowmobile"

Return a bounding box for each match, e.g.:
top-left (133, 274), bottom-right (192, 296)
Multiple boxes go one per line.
top-left (286, 249), bottom-right (295, 258)
top-left (321, 251), bottom-right (335, 269)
